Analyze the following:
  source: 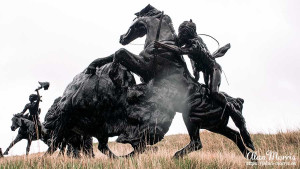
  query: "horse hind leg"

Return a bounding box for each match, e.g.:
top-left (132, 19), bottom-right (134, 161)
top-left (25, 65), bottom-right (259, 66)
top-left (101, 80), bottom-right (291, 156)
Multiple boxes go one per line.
top-left (209, 126), bottom-right (257, 161)
top-left (229, 109), bottom-right (255, 151)
top-left (173, 113), bottom-right (202, 158)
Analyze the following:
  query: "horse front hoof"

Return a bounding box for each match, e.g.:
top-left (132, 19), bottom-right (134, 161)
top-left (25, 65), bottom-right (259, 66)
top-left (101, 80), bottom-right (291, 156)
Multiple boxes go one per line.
top-left (246, 143), bottom-right (255, 151)
top-left (3, 151), bottom-right (8, 155)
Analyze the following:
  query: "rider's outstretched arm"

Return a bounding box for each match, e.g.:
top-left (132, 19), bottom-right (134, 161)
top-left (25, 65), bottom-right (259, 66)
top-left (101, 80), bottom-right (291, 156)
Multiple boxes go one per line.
top-left (154, 41), bottom-right (177, 52)
top-left (20, 104), bottom-right (29, 115)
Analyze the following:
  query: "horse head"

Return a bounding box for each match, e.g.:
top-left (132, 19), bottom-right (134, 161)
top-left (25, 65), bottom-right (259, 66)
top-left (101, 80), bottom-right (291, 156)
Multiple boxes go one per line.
top-left (120, 4), bottom-right (176, 48)
top-left (11, 114), bottom-right (23, 131)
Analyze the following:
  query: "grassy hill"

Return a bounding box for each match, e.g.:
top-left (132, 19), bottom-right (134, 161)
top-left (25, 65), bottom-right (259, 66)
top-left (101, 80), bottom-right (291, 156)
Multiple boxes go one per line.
top-left (0, 130), bottom-right (299, 168)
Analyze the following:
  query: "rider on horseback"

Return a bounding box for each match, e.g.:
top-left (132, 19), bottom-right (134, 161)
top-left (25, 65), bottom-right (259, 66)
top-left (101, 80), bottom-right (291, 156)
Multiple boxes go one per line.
top-left (19, 89), bottom-right (42, 129)
top-left (155, 20), bottom-right (245, 123)
top-left (154, 20), bottom-right (255, 151)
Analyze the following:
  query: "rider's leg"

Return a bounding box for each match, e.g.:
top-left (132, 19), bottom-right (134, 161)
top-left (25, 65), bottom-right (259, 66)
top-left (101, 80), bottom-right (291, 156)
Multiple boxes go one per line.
top-left (209, 67), bottom-right (227, 105)
top-left (33, 115), bottom-right (40, 139)
top-left (210, 67), bottom-right (241, 113)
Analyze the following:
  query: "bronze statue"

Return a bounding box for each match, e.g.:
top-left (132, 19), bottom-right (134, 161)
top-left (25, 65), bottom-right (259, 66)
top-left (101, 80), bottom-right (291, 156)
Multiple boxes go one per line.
top-left (3, 113), bottom-right (48, 155)
top-left (3, 83), bottom-right (94, 157)
top-left (19, 82), bottom-right (49, 130)
top-left (47, 4), bottom-right (256, 161)
top-left (86, 4), bottom-right (179, 84)
top-left (3, 96), bottom-right (94, 157)
top-left (4, 82), bottom-right (50, 155)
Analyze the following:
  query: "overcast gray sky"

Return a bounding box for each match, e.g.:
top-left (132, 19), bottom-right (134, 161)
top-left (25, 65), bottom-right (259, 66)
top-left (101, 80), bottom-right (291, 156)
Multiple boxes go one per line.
top-left (1, 0), bottom-right (299, 156)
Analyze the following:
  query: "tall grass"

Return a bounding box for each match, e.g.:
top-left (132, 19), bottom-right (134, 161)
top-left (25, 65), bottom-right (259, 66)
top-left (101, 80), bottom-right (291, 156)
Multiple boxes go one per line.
top-left (0, 130), bottom-right (299, 168)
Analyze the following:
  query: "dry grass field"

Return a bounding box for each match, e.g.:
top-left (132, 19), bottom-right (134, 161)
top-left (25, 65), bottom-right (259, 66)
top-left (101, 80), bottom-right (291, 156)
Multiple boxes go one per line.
top-left (0, 130), bottom-right (299, 169)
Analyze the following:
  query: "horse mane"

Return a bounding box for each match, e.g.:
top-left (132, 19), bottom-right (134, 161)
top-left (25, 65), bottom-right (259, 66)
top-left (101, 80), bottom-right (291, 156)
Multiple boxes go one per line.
top-left (13, 114), bottom-right (34, 129)
top-left (135, 4), bottom-right (161, 17)
top-left (134, 5), bottom-right (176, 36)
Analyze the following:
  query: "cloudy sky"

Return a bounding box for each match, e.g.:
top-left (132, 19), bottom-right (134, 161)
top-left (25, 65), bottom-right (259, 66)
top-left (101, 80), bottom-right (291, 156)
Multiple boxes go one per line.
top-left (0, 0), bottom-right (299, 155)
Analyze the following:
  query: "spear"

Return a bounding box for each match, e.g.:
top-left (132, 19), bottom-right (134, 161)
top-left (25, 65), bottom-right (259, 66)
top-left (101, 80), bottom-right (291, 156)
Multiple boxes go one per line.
top-left (153, 11), bottom-right (164, 78)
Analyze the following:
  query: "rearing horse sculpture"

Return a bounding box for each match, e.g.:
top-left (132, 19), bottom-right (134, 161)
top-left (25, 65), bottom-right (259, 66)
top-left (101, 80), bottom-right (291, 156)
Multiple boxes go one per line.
top-left (50, 4), bottom-right (256, 160)
top-left (113, 5), bottom-right (256, 159)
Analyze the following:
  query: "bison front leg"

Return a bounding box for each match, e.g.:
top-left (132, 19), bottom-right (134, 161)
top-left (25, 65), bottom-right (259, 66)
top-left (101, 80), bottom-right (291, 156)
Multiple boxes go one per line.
top-left (44, 140), bottom-right (58, 156)
top-left (97, 137), bottom-right (118, 158)
top-left (3, 135), bottom-right (23, 155)
top-left (173, 112), bottom-right (202, 158)
top-left (82, 136), bottom-right (95, 158)
top-left (58, 139), bottom-right (67, 156)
